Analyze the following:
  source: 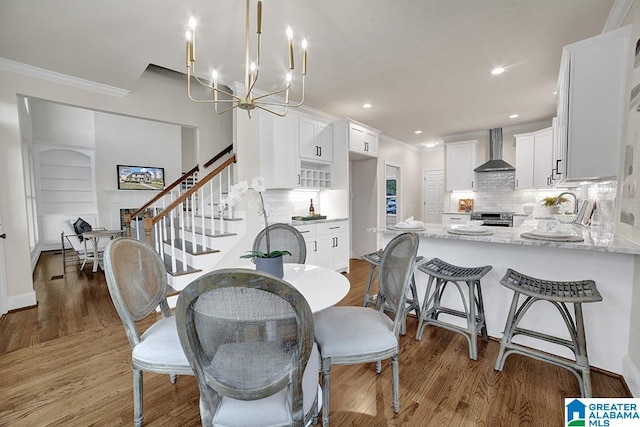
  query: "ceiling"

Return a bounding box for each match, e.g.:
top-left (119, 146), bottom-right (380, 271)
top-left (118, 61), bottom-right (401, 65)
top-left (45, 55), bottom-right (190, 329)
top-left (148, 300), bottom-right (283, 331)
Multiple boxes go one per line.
top-left (0, 0), bottom-right (616, 147)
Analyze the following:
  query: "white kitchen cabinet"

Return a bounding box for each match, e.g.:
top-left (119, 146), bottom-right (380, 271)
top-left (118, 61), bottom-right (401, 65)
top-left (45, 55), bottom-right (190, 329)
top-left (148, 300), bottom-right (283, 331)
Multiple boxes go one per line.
top-left (348, 122), bottom-right (378, 157)
top-left (299, 114), bottom-right (333, 164)
top-left (441, 213), bottom-right (470, 225)
top-left (295, 220), bottom-right (349, 272)
top-left (554, 25), bottom-right (631, 183)
top-left (515, 127), bottom-right (553, 190)
top-left (445, 140), bottom-right (478, 191)
top-left (260, 112), bottom-right (301, 189)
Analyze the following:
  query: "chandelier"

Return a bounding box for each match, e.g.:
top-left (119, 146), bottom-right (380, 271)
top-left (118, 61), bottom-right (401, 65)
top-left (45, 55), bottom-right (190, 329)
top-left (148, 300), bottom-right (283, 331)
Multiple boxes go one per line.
top-left (185, 0), bottom-right (307, 118)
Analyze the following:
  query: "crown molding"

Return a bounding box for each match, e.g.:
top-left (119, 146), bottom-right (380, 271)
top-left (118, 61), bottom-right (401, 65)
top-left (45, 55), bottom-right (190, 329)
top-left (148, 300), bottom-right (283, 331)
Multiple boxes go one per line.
top-left (379, 134), bottom-right (421, 151)
top-left (603, 0), bottom-right (635, 33)
top-left (0, 58), bottom-right (129, 97)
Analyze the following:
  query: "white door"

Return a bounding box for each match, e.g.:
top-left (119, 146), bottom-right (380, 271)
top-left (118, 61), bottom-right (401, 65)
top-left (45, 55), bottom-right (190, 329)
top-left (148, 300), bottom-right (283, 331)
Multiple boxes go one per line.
top-left (0, 215), bottom-right (8, 315)
top-left (423, 170), bottom-right (444, 224)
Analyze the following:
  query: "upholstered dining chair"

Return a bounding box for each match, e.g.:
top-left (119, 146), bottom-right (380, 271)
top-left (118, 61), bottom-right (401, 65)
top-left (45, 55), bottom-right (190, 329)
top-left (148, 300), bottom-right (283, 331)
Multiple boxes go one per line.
top-left (175, 269), bottom-right (320, 427)
top-left (252, 223), bottom-right (307, 263)
top-left (103, 238), bottom-right (192, 427)
top-left (314, 232), bottom-right (419, 426)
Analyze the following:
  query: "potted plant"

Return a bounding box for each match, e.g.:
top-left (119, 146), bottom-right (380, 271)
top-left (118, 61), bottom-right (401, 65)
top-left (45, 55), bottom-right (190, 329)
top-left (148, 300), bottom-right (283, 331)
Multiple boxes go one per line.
top-left (540, 195), bottom-right (568, 215)
top-left (222, 176), bottom-right (290, 278)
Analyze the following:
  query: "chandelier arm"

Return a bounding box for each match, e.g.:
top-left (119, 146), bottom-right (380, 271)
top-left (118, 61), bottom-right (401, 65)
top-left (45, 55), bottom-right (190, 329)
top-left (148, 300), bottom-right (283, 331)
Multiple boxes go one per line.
top-left (248, 33), bottom-right (262, 95)
top-left (214, 103), bottom-right (241, 115)
top-left (255, 104), bottom-right (288, 117)
top-left (251, 83), bottom-right (290, 101)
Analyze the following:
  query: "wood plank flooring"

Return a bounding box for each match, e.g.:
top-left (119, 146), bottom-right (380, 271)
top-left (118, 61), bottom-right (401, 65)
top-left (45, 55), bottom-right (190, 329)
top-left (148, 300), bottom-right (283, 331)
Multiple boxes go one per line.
top-left (0, 251), bottom-right (630, 426)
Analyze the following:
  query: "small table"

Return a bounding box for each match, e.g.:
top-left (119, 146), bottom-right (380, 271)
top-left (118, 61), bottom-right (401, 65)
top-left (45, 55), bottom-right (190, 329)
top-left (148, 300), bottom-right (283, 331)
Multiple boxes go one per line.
top-left (240, 263), bottom-right (350, 313)
top-left (82, 229), bottom-right (123, 272)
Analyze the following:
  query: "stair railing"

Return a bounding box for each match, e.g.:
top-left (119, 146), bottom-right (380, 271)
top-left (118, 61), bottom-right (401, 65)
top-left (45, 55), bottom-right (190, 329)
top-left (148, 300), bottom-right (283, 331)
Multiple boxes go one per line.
top-left (142, 154), bottom-right (236, 273)
top-left (124, 164), bottom-right (200, 239)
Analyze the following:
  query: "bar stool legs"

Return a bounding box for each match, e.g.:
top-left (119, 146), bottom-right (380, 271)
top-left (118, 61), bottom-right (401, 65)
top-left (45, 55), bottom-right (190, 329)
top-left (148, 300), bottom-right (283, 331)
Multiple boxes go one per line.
top-left (416, 258), bottom-right (492, 360)
top-left (494, 268), bottom-right (602, 397)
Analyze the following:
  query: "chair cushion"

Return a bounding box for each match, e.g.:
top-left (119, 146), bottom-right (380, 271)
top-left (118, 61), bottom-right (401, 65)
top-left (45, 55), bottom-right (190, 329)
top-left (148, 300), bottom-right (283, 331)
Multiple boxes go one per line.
top-left (314, 306), bottom-right (397, 359)
top-left (213, 343), bottom-right (320, 427)
top-left (132, 316), bottom-right (190, 369)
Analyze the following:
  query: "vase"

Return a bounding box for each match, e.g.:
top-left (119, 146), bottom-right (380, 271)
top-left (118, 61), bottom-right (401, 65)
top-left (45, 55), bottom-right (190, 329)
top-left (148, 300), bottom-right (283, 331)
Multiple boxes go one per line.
top-left (542, 205), bottom-right (560, 217)
top-left (255, 255), bottom-right (284, 278)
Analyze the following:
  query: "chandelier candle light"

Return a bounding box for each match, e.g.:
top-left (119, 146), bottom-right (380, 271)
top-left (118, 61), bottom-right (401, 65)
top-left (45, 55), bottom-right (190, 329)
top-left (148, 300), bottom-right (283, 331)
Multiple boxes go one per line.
top-left (185, 0), bottom-right (308, 117)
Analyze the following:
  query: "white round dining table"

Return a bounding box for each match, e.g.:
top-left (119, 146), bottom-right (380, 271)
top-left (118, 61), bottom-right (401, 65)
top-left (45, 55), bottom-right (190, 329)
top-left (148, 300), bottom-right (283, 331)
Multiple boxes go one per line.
top-left (238, 263), bottom-right (350, 313)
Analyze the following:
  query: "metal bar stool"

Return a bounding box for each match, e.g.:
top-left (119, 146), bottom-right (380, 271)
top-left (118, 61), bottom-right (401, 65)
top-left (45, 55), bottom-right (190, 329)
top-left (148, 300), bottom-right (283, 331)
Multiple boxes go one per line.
top-left (494, 268), bottom-right (602, 397)
top-left (361, 249), bottom-right (423, 335)
top-left (416, 258), bottom-right (492, 360)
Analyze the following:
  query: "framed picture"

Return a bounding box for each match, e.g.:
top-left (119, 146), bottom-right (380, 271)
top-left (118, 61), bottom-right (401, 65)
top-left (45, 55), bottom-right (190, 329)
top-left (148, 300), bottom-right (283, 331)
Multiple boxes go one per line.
top-left (117, 165), bottom-right (165, 190)
top-left (458, 198), bottom-right (474, 212)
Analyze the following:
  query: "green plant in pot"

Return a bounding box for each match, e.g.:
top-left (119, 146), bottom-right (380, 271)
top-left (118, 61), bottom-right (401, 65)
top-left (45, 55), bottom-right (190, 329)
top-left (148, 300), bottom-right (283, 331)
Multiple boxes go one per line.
top-left (222, 176), bottom-right (289, 278)
top-left (540, 195), bottom-right (569, 215)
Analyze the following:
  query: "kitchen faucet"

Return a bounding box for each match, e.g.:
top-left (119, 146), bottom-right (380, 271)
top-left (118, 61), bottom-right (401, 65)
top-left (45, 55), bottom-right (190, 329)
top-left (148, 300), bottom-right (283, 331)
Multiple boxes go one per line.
top-left (554, 192), bottom-right (578, 214)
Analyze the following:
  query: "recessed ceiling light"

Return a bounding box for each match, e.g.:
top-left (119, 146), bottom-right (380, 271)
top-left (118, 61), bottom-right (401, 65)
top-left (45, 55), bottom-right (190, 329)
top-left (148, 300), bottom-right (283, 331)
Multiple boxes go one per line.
top-left (491, 67), bottom-right (505, 75)
top-left (424, 141), bottom-right (437, 148)
top-left (362, 103), bottom-right (372, 109)
top-left (509, 114), bottom-right (519, 119)
top-left (414, 130), bottom-right (422, 135)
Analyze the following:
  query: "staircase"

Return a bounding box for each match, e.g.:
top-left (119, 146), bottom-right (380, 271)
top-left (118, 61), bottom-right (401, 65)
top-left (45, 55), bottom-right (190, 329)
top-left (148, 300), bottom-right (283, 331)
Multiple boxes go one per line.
top-left (124, 146), bottom-right (245, 293)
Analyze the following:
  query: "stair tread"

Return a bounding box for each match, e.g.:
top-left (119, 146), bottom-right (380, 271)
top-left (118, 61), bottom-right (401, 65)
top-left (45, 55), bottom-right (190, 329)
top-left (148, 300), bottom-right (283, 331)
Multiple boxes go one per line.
top-left (162, 253), bottom-right (202, 277)
top-left (163, 239), bottom-right (220, 256)
top-left (181, 226), bottom-right (237, 238)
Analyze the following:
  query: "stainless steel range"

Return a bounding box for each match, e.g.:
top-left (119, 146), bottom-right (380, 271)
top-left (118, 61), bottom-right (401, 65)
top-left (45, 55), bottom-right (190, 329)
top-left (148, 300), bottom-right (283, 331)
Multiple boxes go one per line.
top-left (470, 211), bottom-right (514, 227)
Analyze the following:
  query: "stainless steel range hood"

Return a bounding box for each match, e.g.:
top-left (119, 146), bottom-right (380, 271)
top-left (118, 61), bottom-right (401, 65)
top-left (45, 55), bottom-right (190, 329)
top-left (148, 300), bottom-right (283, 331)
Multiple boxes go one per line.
top-left (474, 128), bottom-right (515, 172)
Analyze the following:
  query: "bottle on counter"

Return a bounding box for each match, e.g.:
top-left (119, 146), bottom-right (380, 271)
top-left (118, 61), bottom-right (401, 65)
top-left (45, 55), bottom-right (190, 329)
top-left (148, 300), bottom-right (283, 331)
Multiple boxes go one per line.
top-left (309, 199), bottom-right (315, 217)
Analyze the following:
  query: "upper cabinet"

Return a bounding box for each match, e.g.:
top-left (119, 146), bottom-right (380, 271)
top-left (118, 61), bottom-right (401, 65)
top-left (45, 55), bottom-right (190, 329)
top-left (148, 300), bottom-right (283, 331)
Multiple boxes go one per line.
top-left (299, 113), bottom-right (333, 164)
top-left (348, 122), bottom-right (378, 157)
top-left (334, 120), bottom-right (379, 160)
top-left (446, 140), bottom-right (477, 191)
top-left (515, 127), bottom-right (553, 190)
top-left (260, 112), bottom-right (301, 189)
top-left (554, 26), bottom-right (631, 184)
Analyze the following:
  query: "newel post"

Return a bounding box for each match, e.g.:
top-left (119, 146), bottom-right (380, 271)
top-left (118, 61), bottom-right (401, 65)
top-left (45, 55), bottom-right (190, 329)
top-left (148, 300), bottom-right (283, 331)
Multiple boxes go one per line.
top-left (124, 211), bottom-right (132, 237)
top-left (143, 216), bottom-right (153, 246)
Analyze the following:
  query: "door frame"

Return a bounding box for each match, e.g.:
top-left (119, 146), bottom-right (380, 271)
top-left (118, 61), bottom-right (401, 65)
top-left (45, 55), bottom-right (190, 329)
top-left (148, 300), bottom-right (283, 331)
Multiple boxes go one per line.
top-left (384, 162), bottom-right (401, 224)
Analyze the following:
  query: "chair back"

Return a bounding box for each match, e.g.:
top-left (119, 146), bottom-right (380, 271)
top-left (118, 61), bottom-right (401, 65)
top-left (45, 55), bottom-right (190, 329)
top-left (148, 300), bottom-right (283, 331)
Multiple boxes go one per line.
top-left (176, 269), bottom-right (314, 425)
top-left (377, 232), bottom-right (419, 336)
top-left (104, 238), bottom-right (171, 347)
top-left (252, 223), bottom-right (307, 263)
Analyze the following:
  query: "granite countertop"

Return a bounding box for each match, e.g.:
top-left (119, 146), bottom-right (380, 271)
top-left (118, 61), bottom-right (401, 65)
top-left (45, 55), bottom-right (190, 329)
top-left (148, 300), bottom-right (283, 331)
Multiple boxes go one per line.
top-left (290, 217), bottom-right (349, 226)
top-left (371, 222), bottom-right (640, 255)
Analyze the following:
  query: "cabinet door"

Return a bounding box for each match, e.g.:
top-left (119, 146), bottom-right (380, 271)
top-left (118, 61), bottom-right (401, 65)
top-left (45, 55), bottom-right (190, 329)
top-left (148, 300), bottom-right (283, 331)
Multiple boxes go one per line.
top-left (315, 234), bottom-right (333, 269)
top-left (295, 225), bottom-right (316, 264)
top-left (363, 129), bottom-right (378, 156)
top-left (445, 141), bottom-right (477, 191)
top-left (299, 114), bottom-right (319, 161)
top-left (299, 115), bottom-right (333, 163)
top-left (533, 128), bottom-right (553, 189)
top-left (515, 134), bottom-right (535, 190)
top-left (332, 232), bottom-right (349, 271)
top-left (260, 113), bottom-right (300, 189)
top-left (316, 118), bottom-right (334, 163)
top-left (348, 124), bottom-right (366, 152)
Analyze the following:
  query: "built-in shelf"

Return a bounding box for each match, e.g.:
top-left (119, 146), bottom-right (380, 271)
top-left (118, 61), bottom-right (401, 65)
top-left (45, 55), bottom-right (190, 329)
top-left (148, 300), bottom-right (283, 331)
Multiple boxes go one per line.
top-left (300, 168), bottom-right (331, 189)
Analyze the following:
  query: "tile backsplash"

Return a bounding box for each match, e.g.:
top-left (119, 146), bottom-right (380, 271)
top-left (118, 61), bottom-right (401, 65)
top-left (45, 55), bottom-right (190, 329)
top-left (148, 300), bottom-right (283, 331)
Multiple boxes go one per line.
top-left (262, 190), bottom-right (321, 223)
top-left (450, 178), bottom-right (618, 230)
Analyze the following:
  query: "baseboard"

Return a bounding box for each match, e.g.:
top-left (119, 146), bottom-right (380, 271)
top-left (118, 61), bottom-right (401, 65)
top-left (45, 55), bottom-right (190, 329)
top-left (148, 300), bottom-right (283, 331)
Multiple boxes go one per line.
top-left (8, 291), bottom-right (37, 311)
top-left (623, 354), bottom-right (640, 397)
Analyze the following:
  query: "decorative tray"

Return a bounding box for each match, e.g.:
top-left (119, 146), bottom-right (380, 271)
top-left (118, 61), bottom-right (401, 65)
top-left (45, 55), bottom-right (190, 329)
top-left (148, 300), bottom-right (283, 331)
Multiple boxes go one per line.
top-left (520, 232), bottom-right (584, 242)
top-left (292, 215), bottom-right (327, 221)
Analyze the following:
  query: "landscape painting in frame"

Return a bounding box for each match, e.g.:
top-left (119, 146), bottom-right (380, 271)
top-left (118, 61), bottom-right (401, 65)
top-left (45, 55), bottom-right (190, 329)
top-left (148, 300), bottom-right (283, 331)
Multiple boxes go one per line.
top-left (117, 165), bottom-right (165, 190)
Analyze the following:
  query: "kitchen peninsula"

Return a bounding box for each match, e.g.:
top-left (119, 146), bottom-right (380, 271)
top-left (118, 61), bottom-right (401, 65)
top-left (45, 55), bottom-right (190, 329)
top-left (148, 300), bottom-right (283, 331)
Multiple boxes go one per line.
top-left (374, 224), bottom-right (640, 375)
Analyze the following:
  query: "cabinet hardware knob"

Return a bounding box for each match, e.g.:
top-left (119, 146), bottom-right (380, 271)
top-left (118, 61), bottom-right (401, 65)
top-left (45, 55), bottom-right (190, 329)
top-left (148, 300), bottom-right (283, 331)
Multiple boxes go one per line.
top-left (0, 233), bottom-right (5, 239)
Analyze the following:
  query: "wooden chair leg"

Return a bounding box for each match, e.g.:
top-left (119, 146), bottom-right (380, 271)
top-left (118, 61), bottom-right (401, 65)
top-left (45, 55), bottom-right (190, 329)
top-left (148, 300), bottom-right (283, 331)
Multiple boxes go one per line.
top-left (133, 369), bottom-right (143, 427)
top-left (321, 357), bottom-right (332, 427)
top-left (391, 354), bottom-right (400, 413)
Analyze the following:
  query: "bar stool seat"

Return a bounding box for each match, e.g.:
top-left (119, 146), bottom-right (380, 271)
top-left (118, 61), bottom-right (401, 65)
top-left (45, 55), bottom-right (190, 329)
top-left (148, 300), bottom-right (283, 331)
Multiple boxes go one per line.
top-left (416, 258), bottom-right (492, 360)
top-left (494, 268), bottom-right (602, 397)
top-left (361, 250), bottom-right (423, 335)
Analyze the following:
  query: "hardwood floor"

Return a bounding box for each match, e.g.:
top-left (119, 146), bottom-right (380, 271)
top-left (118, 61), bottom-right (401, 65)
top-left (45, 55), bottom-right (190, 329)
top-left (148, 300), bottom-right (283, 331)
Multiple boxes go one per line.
top-left (0, 252), bottom-right (631, 426)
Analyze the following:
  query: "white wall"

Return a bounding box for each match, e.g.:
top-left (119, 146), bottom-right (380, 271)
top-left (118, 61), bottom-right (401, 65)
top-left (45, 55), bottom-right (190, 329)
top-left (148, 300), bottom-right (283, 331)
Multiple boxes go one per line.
top-left (94, 112), bottom-right (182, 226)
top-left (0, 65), bottom-right (230, 310)
top-left (31, 100), bottom-right (95, 146)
